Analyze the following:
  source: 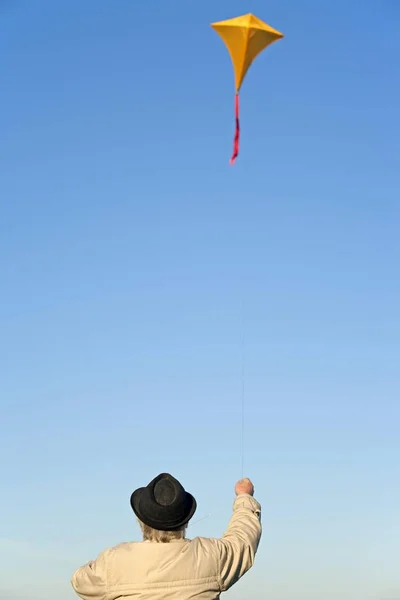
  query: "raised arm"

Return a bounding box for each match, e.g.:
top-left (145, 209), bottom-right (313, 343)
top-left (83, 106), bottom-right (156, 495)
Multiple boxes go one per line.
top-left (216, 478), bottom-right (262, 592)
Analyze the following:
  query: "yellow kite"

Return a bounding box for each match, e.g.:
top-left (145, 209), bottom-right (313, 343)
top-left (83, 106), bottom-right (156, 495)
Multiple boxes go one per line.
top-left (211, 13), bottom-right (284, 164)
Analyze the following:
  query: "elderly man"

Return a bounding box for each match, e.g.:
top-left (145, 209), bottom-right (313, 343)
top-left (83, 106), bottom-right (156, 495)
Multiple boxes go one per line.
top-left (71, 472), bottom-right (262, 600)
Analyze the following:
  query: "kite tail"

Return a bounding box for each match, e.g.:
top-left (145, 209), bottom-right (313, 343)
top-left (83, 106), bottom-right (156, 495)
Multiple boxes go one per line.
top-left (230, 92), bottom-right (240, 164)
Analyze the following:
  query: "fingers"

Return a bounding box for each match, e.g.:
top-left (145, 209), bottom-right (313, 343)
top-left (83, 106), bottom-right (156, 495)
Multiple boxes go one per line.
top-left (235, 477), bottom-right (254, 496)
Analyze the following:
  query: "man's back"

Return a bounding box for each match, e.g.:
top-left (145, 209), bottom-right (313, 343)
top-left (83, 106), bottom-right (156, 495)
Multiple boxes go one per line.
top-left (75, 537), bottom-right (221, 600)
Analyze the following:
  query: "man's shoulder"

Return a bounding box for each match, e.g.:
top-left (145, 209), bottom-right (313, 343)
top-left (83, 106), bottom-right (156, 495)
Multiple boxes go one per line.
top-left (97, 541), bottom-right (141, 558)
top-left (189, 536), bottom-right (220, 550)
top-left (110, 541), bottom-right (142, 552)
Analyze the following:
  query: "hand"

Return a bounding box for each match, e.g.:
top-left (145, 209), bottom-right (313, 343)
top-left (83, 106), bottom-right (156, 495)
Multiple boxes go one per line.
top-left (235, 477), bottom-right (254, 496)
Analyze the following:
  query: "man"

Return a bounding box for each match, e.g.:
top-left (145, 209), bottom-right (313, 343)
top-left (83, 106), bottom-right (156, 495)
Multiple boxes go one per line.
top-left (71, 472), bottom-right (262, 600)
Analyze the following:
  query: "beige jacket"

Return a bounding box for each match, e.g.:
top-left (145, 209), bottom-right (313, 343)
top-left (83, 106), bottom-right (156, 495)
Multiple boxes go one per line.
top-left (71, 493), bottom-right (261, 600)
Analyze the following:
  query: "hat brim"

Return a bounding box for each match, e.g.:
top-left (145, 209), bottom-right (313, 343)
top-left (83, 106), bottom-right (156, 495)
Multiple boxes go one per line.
top-left (130, 487), bottom-right (197, 531)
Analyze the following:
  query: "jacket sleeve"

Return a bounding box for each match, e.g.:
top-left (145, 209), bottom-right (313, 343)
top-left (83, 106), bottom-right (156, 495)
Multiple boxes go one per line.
top-left (216, 493), bottom-right (262, 592)
top-left (71, 549), bottom-right (109, 600)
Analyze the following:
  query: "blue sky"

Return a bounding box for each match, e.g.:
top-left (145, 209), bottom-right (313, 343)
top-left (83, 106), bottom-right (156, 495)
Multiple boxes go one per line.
top-left (1, 0), bottom-right (399, 598)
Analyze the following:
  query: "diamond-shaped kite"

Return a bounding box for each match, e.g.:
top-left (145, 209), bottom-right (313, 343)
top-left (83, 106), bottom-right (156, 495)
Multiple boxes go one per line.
top-left (211, 13), bottom-right (284, 164)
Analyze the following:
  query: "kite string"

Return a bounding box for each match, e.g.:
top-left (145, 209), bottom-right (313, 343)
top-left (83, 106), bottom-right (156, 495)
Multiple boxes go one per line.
top-left (188, 514), bottom-right (211, 529)
top-left (241, 299), bottom-right (245, 478)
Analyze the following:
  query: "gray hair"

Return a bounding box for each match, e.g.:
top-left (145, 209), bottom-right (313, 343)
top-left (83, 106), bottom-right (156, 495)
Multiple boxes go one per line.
top-left (138, 519), bottom-right (187, 543)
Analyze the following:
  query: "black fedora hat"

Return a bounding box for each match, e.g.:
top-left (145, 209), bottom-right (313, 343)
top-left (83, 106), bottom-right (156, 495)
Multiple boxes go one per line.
top-left (130, 473), bottom-right (197, 531)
